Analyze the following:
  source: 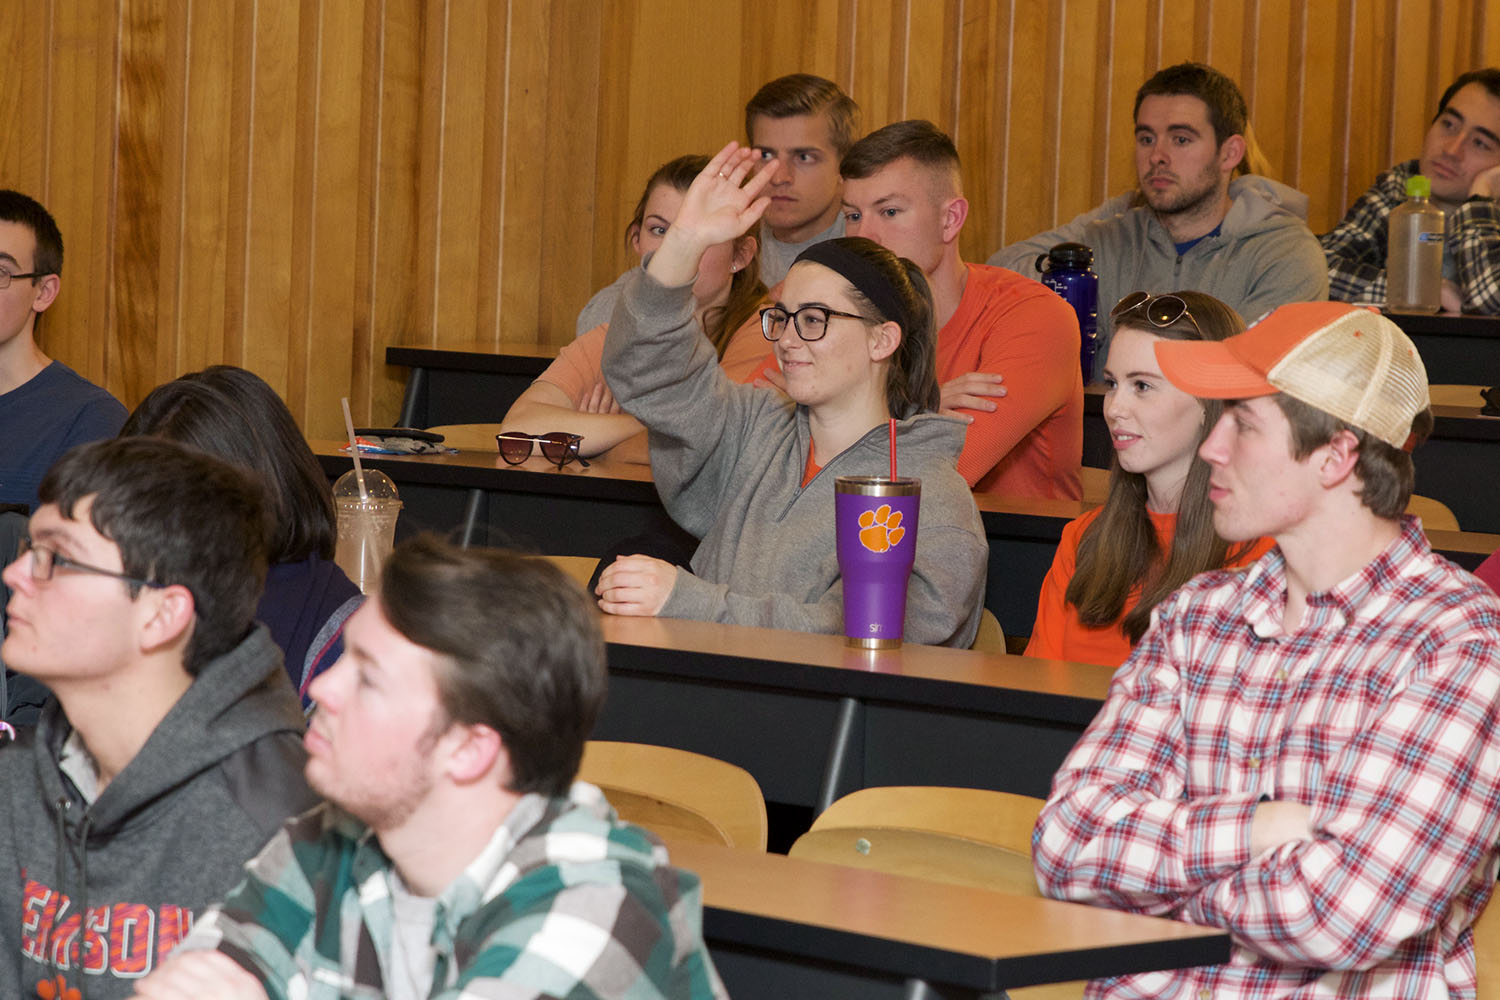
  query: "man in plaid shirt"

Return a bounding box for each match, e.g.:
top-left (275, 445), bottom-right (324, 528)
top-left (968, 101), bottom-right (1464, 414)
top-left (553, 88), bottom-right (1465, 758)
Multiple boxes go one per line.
top-left (1034, 301), bottom-right (1500, 999)
top-left (1321, 68), bottom-right (1500, 314)
top-left (132, 537), bottom-right (727, 1000)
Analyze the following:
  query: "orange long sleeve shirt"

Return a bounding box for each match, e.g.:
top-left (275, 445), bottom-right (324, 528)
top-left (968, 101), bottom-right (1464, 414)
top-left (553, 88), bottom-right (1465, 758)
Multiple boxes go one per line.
top-left (1025, 506), bottom-right (1275, 667)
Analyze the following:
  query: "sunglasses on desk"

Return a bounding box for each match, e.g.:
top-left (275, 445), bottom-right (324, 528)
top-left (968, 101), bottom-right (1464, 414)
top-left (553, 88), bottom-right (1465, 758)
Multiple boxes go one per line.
top-left (496, 431), bottom-right (590, 469)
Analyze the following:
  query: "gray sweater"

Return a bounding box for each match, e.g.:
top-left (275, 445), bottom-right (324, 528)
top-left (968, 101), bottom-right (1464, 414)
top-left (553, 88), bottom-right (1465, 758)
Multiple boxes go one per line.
top-left (989, 175), bottom-right (1329, 369)
top-left (602, 268), bottom-right (987, 647)
top-left (0, 625), bottom-right (319, 998)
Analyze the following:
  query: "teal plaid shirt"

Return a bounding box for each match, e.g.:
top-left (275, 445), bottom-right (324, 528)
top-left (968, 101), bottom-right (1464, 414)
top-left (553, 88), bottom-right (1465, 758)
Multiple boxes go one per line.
top-left (180, 784), bottom-right (728, 1000)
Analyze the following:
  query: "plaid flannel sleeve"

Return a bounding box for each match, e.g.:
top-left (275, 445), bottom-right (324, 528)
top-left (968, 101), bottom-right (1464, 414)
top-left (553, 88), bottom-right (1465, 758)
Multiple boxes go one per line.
top-left (1181, 633), bottom-right (1500, 970)
top-left (1031, 615), bottom-right (1262, 915)
top-left (1452, 198), bottom-right (1500, 314)
top-left (442, 861), bottom-right (727, 1000)
top-left (1320, 172), bottom-right (1405, 305)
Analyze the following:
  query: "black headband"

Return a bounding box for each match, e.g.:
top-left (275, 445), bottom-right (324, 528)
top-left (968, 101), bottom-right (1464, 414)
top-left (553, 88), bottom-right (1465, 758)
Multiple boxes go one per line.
top-left (793, 239), bottom-right (912, 334)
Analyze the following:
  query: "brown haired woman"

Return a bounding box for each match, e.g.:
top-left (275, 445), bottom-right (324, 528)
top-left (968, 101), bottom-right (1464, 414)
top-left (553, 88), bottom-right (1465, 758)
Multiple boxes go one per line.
top-left (1026, 291), bottom-right (1274, 666)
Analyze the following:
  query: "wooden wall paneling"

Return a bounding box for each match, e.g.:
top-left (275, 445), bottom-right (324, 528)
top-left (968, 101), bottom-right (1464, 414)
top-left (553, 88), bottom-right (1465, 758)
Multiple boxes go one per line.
top-left (114, 0), bottom-right (168, 409)
top-left (1390, 1), bottom-right (1436, 171)
top-left (153, 1), bottom-right (188, 392)
top-left (357, 0), bottom-right (424, 427)
top-left (1156, 0), bottom-right (1198, 67)
top-left (904, 0), bottom-right (960, 128)
top-left (848, 0), bottom-right (907, 129)
top-left (231, 0), bottom-right (301, 394)
top-left (0, 4), bottom-right (47, 191)
top-left (494, 2), bottom-right (545, 348)
top-left (1086, 0), bottom-right (1118, 214)
top-left (535, 3), bottom-right (606, 349)
top-left (41, 1), bottom-right (119, 396)
top-left (427, 1), bottom-right (494, 349)
top-left (1055, 2), bottom-right (1104, 228)
top-left (292, 0), bottom-right (363, 438)
top-left (178, 1), bottom-right (235, 378)
top-left (956, 0), bottom-right (1012, 259)
top-left (998, 1), bottom-right (1052, 248)
top-left (1102, 1), bottom-right (1153, 210)
top-left (587, 0), bottom-right (641, 295)
top-left (1248, 0), bottom-right (1293, 187)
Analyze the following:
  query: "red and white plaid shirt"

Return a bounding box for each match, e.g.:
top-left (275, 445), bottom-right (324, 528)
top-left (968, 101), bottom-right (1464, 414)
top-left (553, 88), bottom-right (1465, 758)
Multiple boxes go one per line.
top-left (1035, 517), bottom-right (1500, 999)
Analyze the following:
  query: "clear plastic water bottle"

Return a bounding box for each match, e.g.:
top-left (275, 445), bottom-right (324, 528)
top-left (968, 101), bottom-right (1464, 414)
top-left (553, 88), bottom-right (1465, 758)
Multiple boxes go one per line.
top-left (1036, 243), bottom-right (1099, 381)
top-left (1386, 174), bottom-right (1445, 315)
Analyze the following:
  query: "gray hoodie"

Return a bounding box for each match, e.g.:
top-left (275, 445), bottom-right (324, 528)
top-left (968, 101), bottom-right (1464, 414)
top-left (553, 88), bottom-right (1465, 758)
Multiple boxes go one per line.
top-left (989, 175), bottom-right (1330, 373)
top-left (602, 268), bottom-right (987, 647)
top-left (0, 624), bottom-right (318, 1000)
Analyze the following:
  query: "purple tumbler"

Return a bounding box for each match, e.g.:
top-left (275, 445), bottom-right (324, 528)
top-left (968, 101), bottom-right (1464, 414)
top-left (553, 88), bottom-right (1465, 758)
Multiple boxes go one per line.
top-left (835, 476), bottom-right (921, 648)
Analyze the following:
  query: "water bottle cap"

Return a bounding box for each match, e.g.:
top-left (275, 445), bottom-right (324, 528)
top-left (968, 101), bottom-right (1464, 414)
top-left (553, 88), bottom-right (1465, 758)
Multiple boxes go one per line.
top-left (1405, 174), bottom-right (1432, 199)
top-left (1047, 242), bottom-right (1094, 267)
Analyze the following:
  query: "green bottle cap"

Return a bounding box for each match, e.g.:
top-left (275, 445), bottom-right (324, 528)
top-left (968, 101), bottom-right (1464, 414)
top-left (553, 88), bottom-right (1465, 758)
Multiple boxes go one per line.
top-left (1406, 174), bottom-right (1432, 199)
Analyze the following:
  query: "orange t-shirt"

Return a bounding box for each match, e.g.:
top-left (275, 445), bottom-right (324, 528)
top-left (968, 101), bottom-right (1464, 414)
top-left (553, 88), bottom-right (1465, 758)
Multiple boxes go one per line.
top-left (1024, 506), bottom-right (1276, 667)
top-left (543, 311), bottom-right (767, 403)
top-left (745, 263), bottom-right (1084, 499)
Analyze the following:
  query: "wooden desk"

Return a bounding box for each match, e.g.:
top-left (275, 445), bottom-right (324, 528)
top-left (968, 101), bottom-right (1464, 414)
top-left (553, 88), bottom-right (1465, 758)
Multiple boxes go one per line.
top-left (598, 615), bottom-right (1113, 812)
top-left (312, 442), bottom-right (1088, 638)
top-left (1083, 386), bottom-right (1500, 533)
top-left (670, 841), bottom-right (1229, 999)
top-left (314, 443), bottom-right (1500, 639)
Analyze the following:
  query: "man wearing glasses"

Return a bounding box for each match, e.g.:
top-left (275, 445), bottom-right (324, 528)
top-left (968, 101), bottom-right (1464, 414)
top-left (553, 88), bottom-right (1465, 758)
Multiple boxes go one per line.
top-left (0, 191), bottom-right (126, 514)
top-left (0, 437), bottom-right (318, 1000)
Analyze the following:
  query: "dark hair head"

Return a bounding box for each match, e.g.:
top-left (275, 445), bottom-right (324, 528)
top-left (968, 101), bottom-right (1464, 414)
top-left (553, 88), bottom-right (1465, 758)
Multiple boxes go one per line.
top-left (39, 437), bottom-right (270, 676)
top-left (0, 190), bottom-right (63, 279)
top-left (624, 155), bottom-right (767, 359)
top-left (624, 154), bottom-right (709, 250)
top-left (744, 73), bottom-right (860, 156)
top-left (840, 119), bottom-right (962, 191)
top-left (1273, 394), bottom-right (1432, 519)
top-left (377, 536), bottom-right (606, 797)
top-left (1070, 291), bottom-right (1257, 645)
top-left (1436, 68), bottom-right (1500, 116)
top-left (120, 366), bottom-right (336, 563)
top-left (791, 236), bottom-right (939, 418)
top-left (1134, 62), bottom-right (1248, 148)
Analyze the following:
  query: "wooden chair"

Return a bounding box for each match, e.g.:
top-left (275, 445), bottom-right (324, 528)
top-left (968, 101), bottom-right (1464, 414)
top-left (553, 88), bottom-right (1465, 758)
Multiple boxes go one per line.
top-left (578, 741), bottom-right (768, 850)
top-left (972, 608), bottom-right (1007, 652)
top-left (535, 554), bottom-right (599, 591)
top-left (1408, 494), bottom-right (1460, 531)
top-left (790, 786), bottom-right (1081, 1000)
top-left (1474, 886), bottom-right (1500, 998)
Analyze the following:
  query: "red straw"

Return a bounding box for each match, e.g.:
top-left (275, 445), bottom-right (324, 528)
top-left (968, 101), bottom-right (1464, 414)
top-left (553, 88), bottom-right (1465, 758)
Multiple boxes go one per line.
top-left (888, 417), bottom-right (897, 479)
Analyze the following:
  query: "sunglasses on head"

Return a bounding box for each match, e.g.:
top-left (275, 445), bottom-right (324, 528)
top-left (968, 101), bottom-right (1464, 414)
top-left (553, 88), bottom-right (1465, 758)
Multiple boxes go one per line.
top-left (496, 431), bottom-right (590, 469)
top-left (1110, 291), bottom-right (1203, 337)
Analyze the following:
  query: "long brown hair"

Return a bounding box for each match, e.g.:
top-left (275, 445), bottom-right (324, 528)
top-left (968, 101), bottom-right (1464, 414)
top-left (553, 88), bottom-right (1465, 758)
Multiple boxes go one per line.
top-left (1066, 291), bottom-right (1257, 643)
top-left (626, 155), bottom-right (767, 359)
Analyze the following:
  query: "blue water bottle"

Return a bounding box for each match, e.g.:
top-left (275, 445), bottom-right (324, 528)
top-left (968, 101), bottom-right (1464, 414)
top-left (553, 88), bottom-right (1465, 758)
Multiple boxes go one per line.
top-left (1036, 243), bottom-right (1099, 382)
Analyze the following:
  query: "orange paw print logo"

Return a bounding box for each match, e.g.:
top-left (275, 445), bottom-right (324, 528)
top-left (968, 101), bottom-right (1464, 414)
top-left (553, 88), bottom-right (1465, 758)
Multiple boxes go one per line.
top-left (37, 975), bottom-right (81, 1000)
top-left (858, 504), bottom-right (906, 553)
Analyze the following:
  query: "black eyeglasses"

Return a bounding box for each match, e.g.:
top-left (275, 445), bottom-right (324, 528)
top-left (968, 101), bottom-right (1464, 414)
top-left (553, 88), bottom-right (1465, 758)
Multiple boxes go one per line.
top-left (1110, 291), bottom-right (1203, 337)
top-left (0, 268), bottom-right (48, 291)
top-left (760, 305), bottom-right (875, 343)
top-left (15, 536), bottom-right (163, 589)
top-left (496, 431), bottom-right (590, 469)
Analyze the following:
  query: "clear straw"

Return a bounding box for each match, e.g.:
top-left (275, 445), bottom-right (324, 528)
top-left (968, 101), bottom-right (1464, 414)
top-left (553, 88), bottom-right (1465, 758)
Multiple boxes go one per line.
top-left (341, 397), bottom-right (369, 501)
top-left (888, 417), bottom-right (897, 480)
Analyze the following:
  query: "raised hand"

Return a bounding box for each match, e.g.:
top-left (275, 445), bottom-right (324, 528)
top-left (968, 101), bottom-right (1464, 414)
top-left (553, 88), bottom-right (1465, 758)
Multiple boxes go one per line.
top-left (648, 142), bottom-right (774, 288)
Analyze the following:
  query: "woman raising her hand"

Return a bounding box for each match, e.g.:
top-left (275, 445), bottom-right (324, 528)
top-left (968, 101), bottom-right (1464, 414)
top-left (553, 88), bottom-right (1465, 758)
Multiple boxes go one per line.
top-left (595, 143), bottom-right (986, 646)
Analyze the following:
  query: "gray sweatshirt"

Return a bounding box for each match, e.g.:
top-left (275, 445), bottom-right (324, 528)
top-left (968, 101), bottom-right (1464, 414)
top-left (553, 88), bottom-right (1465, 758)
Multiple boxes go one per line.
top-left (989, 175), bottom-right (1330, 370)
top-left (0, 625), bottom-right (319, 999)
top-left (602, 268), bottom-right (987, 647)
